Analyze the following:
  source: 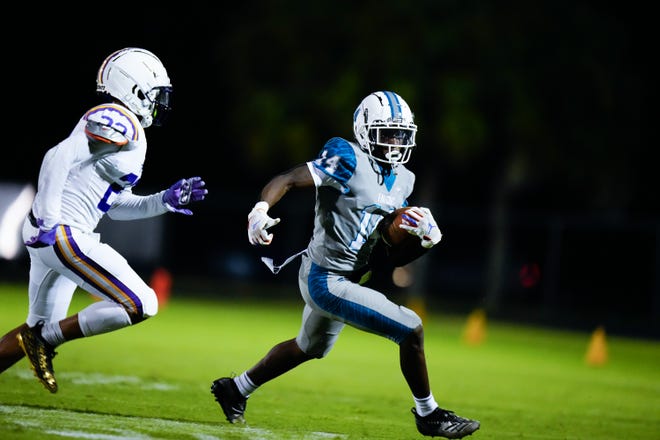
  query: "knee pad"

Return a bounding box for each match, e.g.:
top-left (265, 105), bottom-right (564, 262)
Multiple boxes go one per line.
top-left (129, 287), bottom-right (158, 324)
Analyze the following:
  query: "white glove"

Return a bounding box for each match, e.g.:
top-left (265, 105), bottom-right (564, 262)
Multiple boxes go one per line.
top-left (399, 206), bottom-right (442, 249)
top-left (247, 201), bottom-right (281, 245)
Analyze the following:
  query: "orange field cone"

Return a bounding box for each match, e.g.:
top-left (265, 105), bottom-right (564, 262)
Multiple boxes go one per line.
top-left (585, 326), bottom-right (608, 366)
top-left (463, 308), bottom-right (486, 345)
top-left (150, 267), bottom-right (173, 308)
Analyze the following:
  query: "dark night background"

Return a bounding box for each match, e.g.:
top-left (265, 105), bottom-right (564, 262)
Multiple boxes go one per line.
top-left (1, 3), bottom-right (656, 337)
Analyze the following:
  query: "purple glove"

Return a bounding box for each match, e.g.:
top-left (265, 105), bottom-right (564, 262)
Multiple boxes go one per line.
top-left (163, 177), bottom-right (208, 215)
top-left (25, 226), bottom-right (58, 248)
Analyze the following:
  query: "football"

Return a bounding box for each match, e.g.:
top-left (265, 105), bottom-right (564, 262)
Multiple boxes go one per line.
top-left (372, 206), bottom-right (429, 268)
top-left (378, 207), bottom-right (416, 247)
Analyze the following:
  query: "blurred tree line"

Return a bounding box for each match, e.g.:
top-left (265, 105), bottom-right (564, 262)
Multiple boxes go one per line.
top-left (6, 1), bottom-right (650, 216)
top-left (170, 1), bottom-right (649, 216)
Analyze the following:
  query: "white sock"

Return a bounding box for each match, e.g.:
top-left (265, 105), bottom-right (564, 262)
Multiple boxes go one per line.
top-left (41, 322), bottom-right (65, 347)
top-left (414, 393), bottom-right (439, 417)
top-left (234, 372), bottom-right (258, 397)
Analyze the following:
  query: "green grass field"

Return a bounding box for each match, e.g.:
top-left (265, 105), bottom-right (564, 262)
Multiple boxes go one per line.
top-left (0, 281), bottom-right (658, 439)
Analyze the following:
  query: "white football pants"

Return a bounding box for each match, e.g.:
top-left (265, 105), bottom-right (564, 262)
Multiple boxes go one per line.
top-left (21, 217), bottom-right (158, 336)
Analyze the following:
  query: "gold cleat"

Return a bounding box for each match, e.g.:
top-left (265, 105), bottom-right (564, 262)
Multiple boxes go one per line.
top-left (17, 321), bottom-right (58, 393)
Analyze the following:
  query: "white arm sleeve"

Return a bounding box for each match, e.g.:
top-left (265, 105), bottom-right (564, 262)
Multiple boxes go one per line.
top-left (106, 190), bottom-right (169, 220)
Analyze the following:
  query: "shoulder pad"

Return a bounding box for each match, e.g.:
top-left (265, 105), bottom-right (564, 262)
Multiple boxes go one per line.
top-left (84, 104), bottom-right (141, 144)
top-left (311, 137), bottom-right (357, 185)
top-left (85, 120), bottom-right (129, 147)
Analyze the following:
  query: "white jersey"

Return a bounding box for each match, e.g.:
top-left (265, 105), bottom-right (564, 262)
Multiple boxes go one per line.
top-left (31, 103), bottom-right (168, 234)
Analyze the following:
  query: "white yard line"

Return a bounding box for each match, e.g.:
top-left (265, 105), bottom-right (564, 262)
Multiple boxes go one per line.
top-left (0, 404), bottom-right (348, 440)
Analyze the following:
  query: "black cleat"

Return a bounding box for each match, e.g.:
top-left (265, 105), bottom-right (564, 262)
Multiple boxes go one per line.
top-left (17, 321), bottom-right (58, 393)
top-left (412, 407), bottom-right (480, 438)
top-left (211, 377), bottom-right (248, 424)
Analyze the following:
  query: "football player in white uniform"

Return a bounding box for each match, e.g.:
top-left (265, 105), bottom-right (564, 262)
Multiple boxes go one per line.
top-left (0, 48), bottom-right (207, 393)
top-left (210, 91), bottom-right (479, 438)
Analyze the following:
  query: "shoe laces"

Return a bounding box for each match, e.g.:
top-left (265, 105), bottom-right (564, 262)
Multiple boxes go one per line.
top-left (441, 409), bottom-right (468, 423)
top-left (426, 408), bottom-right (470, 424)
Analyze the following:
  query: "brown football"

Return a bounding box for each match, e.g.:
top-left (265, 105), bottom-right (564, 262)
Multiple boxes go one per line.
top-left (372, 206), bottom-right (429, 268)
top-left (378, 207), bottom-right (417, 247)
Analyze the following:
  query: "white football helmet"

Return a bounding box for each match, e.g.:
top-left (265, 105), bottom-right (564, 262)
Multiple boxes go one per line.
top-left (353, 91), bottom-right (417, 165)
top-left (96, 48), bottom-right (172, 128)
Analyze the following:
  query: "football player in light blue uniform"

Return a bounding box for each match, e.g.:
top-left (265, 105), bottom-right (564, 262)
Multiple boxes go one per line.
top-left (0, 48), bottom-right (207, 393)
top-left (211, 91), bottom-right (479, 438)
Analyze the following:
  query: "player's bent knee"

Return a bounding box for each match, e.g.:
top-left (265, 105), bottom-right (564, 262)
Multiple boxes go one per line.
top-left (122, 288), bottom-right (158, 324)
top-left (140, 288), bottom-right (159, 318)
top-left (307, 347), bottom-right (331, 359)
top-left (297, 338), bottom-right (335, 359)
top-left (400, 305), bottom-right (423, 328)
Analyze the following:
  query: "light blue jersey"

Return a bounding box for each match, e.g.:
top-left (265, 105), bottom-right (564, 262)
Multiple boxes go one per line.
top-left (306, 137), bottom-right (415, 273)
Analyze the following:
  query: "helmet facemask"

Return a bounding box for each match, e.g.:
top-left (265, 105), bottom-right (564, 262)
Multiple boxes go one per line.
top-left (367, 125), bottom-right (416, 165)
top-left (145, 86), bottom-right (173, 127)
